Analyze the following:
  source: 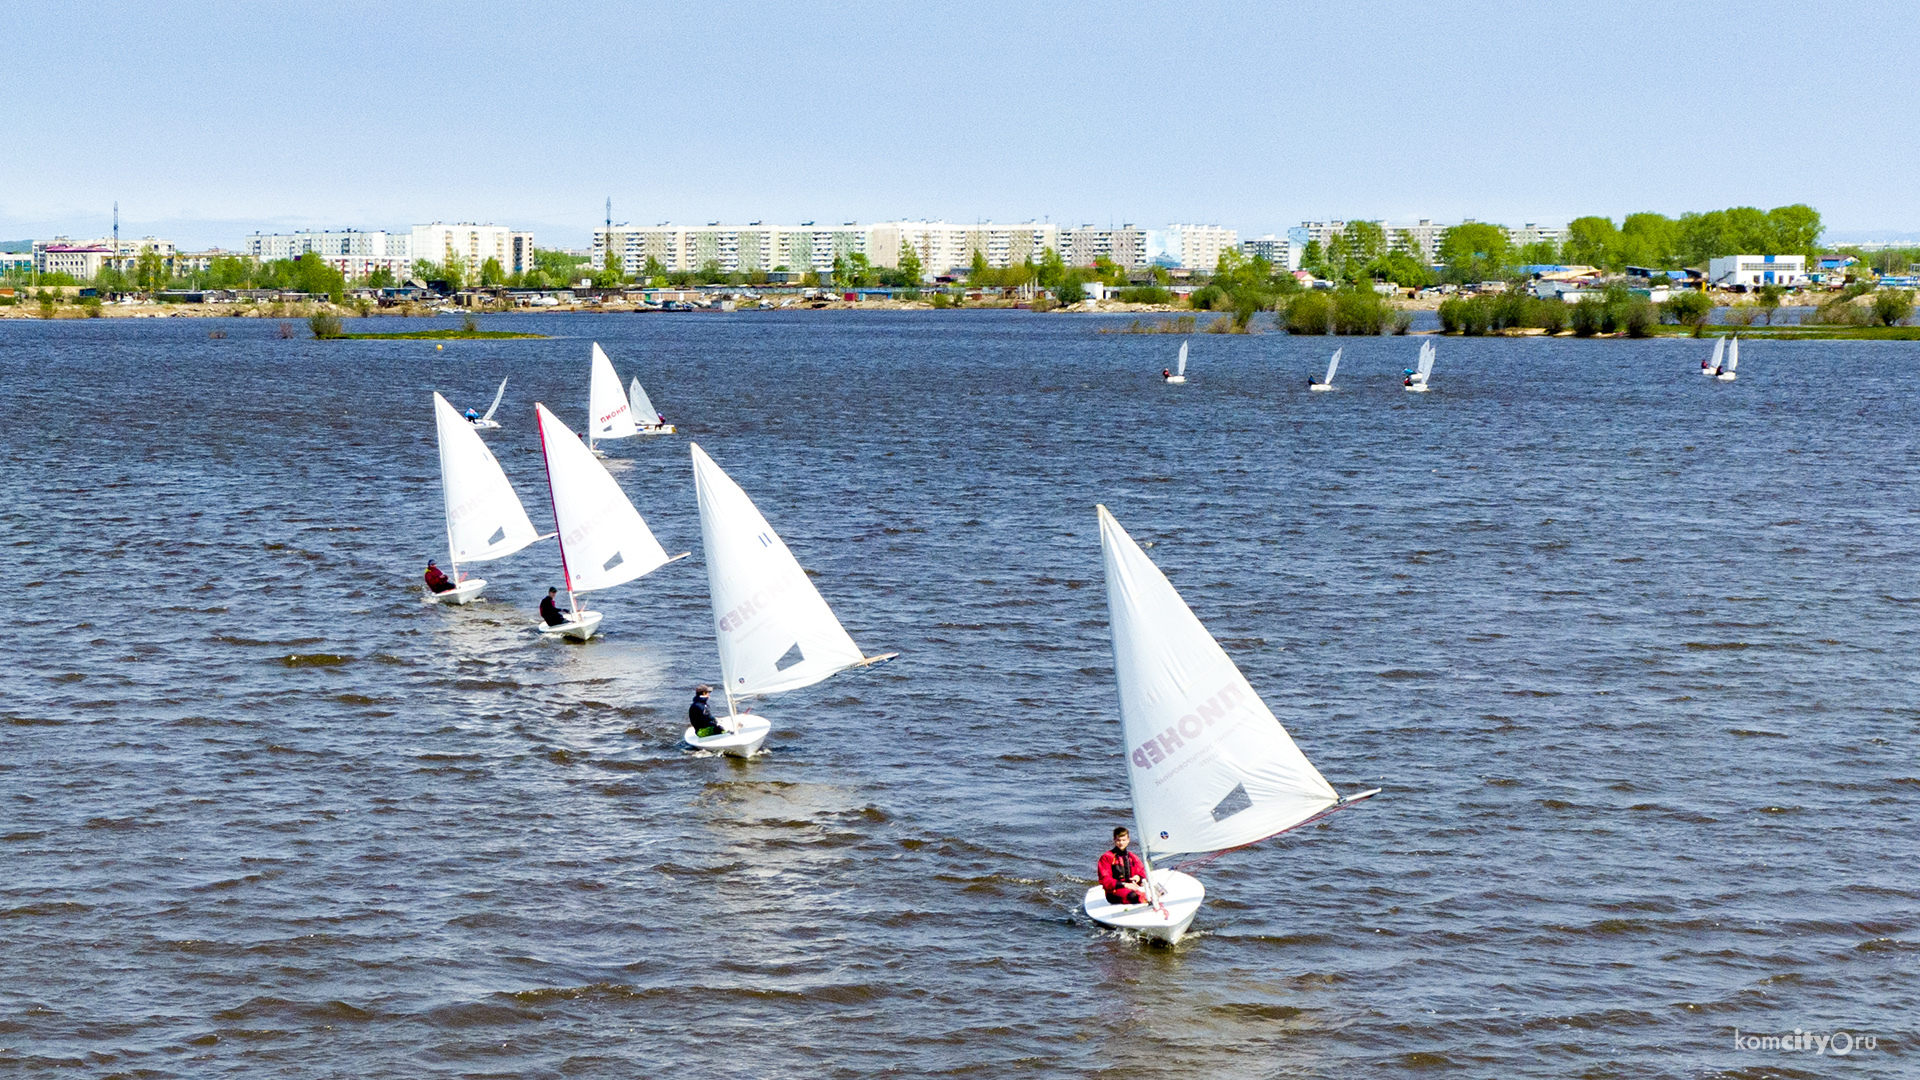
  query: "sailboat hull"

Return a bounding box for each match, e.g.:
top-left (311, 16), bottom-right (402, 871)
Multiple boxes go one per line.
top-left (428, 578), bottom-right (487, 605)
top-left (683, 715), bottom-right (772, 757)
top-left (1163, 375), bottom-right (1187, 384)
top-left (1404, 383), bottom-right (1430, 393)
top-left (1717, 372), bottom-right (1737, 381)
top-left (638, 424), bottom-right (676, 436)
top-left (1084, 869), bottom-right (1205, 944)
top-left (538, 610), bottom-right (603, 642)
top-left (1308, 383), bottom-right (1335, 392)
top-left (470, 419), bottom-right (501, 430)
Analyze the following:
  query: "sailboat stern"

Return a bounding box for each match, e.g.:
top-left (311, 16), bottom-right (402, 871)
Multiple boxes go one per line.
top-left (428, 578), bottom-right (488, 605)
top-left (683, 714), bottom-right (772, 758)
top-left (1083, 868), bottom-right (1205, 945)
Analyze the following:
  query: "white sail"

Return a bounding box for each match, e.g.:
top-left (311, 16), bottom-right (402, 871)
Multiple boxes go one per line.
top-left (1324, 348), bottom-right (1341, 386)
top-left (1176, 340), bottom-right (1188, 377)
top-left (1726, 336), bottom-right (1738, 373)
top-left (692, 442), bottom-right (868, 699)
top-left (1416, 341), bottom-right (1435, 380)
top-left (629, 376), bottom-right (660, 428)
top-left (535, 402), bottom-right (671, 594)
top-left (1099, 505), bottom-right (1338, 859)
top-left (433, 392), bottom-right (540, 564)
top-left (1709, 336), bottom-right (1726, 370)
top-left (589, 342), bottom-right (637, 444)
top-left (481, 377), bottom-right (507, 422)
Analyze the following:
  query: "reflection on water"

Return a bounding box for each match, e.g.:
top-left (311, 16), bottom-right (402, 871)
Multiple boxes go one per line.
top-left (0, 314), bottom-right (1915, 1078)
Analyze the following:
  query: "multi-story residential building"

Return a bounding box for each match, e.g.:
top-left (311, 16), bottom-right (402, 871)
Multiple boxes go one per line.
top-left (246, 229), bottom-right (414, 280)
top-left (868, 221), bottom-right (1059, 278)
top-left (1507, 222), bottom-right (1567, 252)
top-left (34, 238), bottom-right (114, 278)
top-left (1058, 225), bottom-right (1148, 270)
top-left (0, 251), bottom-right (34, 276)
top-left (594, 223), bottom-right (869, 277)
top-left (411, 223), bottom-right (536, 278)
top-left (1238, 235), bottom-right (1301, 272)
top-left (1389, 220), bottom-right (1445, 264)
top-left (1147, 224), bottom-right (1239, 271)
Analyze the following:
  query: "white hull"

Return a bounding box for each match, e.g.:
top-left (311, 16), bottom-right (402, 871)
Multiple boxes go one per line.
top-left (1083, 868), bottom-right (1205, 944)
top-left (1404, 383), bottom-right (1430, 392)
top-left (638, 424), bottom-right (676, 436)
top-left (538, 609), bottom-right (603, 641)
top-left (1700, 368), bottom-right (1718, 376)
top-left (683, 715), bottom-right (772, 757)
top-left (1308, 383), bottom-right (1334, 392)
top-left (1717, 372), bottom-right (1737, 381)
top-left (1164, 375), bottom-right (1186, 384)
top-left (428, 578), bottom-right (487, 605)
top-left (470, 419), bottom-right (501, 430)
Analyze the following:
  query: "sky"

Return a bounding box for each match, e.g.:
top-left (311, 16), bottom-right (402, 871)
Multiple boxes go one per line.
top-left (6, 1), bottom-right (1917, 250)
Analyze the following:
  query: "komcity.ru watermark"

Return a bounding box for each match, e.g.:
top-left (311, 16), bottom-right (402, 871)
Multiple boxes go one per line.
top-left (1735, 1028), bottom-right (1879, 1055)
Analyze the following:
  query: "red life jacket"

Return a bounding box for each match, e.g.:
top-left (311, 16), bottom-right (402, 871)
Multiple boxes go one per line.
top-left (424, 565), bottom-right (450, 589)
top-left (1098, 847), bottom-right (1145, 894)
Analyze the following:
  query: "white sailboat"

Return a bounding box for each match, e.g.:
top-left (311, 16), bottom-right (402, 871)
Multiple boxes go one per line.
top-left (629, 376), bottom-right (675, 435)
top-left (587, 342), bottom-right (638, 455)
top-left (1717, 336), bottom-right (1739, 381)
top-left (1404, 340), bottom-right (1435, 392)
top-left (470, 377), bottom-right (508, 429)
top-left (1165, 341), bottom-right (1189, 383)
top-left (685, 443), bottom-right (897, 757)
top-left (429, 392), bottom-right (546, 604)
top-left (1084, 505), bottom-right (1377, 944)
top-left (1309, 348), bottom-right (1341, 392)
top-left (1701, 336), bottom-right (1725, 376)
top-left (533, 402), bottom-right (685, 641)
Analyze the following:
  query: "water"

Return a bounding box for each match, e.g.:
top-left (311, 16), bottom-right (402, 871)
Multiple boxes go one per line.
top-left (2, 313), bottom-right (1914, 1078)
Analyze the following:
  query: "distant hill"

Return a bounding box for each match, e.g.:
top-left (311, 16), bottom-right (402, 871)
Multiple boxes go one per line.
top-left (0, 241), bottom-right (31, 253)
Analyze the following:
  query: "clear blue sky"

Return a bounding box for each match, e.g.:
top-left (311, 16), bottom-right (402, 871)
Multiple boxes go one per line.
top-left (7, 1), bottom-right (1916, 249)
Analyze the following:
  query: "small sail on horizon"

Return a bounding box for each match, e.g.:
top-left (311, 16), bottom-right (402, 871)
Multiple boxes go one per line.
top-left (1099, 505), bottom-right (1341, 860)
top-left (433, 392), bottom-right (541, 566)
top-left (588, 342), bottom-right (638, 449)
top-left (1177, 340), bottom-right (1189, 377)
top-left (535, 402), bottom-right (673, 598)
top-left (692, 442), bottom-right (885, 702)
top-left (1726, 336), bottom-right (1739, 373)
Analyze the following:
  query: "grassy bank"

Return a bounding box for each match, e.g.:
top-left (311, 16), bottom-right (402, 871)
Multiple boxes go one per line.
top-left (335, 329), bottom-right (546, 340)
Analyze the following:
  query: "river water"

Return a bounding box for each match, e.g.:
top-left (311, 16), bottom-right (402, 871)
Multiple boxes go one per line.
top-left (1, 312), bottom-right (1913, 1078)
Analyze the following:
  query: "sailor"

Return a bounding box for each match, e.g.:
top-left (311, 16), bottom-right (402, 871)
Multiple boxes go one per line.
top-left (465, 406), bottom-right (481, 423)
top-left (539, 587), bottom-right (567, 626)
top-left (1098, 826), bottom-right (1151, 905)
top-left (689, 685), bottom-right (727, 738)
top-left (423, 559), bottom-right (457, 594)
top-left (1162, 368), bottom-right (1172, 380)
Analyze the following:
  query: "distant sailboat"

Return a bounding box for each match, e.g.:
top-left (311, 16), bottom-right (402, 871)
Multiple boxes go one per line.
top-left (629, 375), bottom-right (675, 435)
top-left (1404, 340), bottom-right (1435, 392)
top-left (533, 402), bottom-right (685, 641)
top-left (1309, 348), bottom-right (1341, 391)
top-left (587, 342), bottom-right (638, 455)
top-left (429, 392), bottom-right (546, 604)
top-left (1701, 336), bottom-right (1725, 376)
top-left (1165, 341), bottom-right (1189, 383)
top-left (685, 443), bottom-right (897, 757)
top-left (1717, 336), bottom-right (1739, 381)
top-left (1083, 506), bottom-right (1377, 944)
top-left (470, 377), bottom-right (508, 430)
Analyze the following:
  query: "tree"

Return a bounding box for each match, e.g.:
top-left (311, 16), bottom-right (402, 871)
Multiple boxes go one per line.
top-left (289, 252), bottom-right (345, 302)
top-left (366, 266), bottom-right (395, 288)
top-left (1438, 222), bottom-right (1510, 283)
top-left (443, 254), bottom-right (467, 290)
top-left (1563, 216), bottom-right (1620, 268)
top-left (1341, 220), bottom-right (1388, 264)
top-left (133, 249), bottom-right (169, 293)
top-left (1872, 289), bottom-right (1914, 327)
top-left (1755, 284), bottom-right (1783, 324)
top-left (1036, 246), bottom-right (1066, 288)
top-left (480, 257), bottom-right (506, 287)
top-left (897, 241), bottom-right (924, 285)
top-left (643, 256), bottom-right (667, 284)
top-left (1300, 240), bottom-right (1326, 278)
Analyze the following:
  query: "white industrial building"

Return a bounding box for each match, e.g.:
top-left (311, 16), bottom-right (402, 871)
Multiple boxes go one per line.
top-left (1708, 254), bottom-right (1806, 288)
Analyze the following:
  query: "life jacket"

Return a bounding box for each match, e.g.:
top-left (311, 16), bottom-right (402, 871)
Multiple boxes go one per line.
top-left (1101, 847), bottom-right (1142, 892)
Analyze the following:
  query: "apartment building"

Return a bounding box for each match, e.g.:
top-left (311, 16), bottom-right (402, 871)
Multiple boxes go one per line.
top-left (1238, 235), bottom-right (1301, 271)
top-left (1058, 225), bottom-right (1149, 270)
top-left (1147, 225), bottom-right (1238, 272)
top-left (595, 223), bottom-right (870, 277)
top-left (33, 235), bottom-right (177, 277)
top-left (411, 223), bottom-right (536, 277)
top-left (868, 221), bottom-right (1059, 279)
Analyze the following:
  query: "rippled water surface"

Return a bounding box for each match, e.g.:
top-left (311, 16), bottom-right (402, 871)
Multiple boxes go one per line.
top-left (2, 313), bottom-right (1915, 1078)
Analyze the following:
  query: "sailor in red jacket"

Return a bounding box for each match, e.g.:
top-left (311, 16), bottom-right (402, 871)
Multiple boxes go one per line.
top-left (423, 559), bottom-right (456, 593)
top-left (1098, 825), bottom-right (1151, 905)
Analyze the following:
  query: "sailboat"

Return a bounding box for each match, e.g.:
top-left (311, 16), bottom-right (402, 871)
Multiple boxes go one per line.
top-left (1309, 348), bottom-right (1341, 392)
top-left (685, 443), bottom-right (897, 757)
top-left (428, 392), bottom-right (546, 604)
top-left (587, 342), bottom-right (638, 455)
top-left (629, 376), bottom-right (675, 435)
top-left (1403, 340), bottom-right (1435, 392)
top-left (533, 402), bottom-right (686, 641)
top-left (1165, 341), bottom-right (1189, 383)
top-left (1084, 505), bottom-right (1377, 944)
top-left (470, 377), bottom-right (508, 430)
top-left (1716, 336), bottom-right (1739, 381)
top-left (1701, 336), bottom-right (1725, 376)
